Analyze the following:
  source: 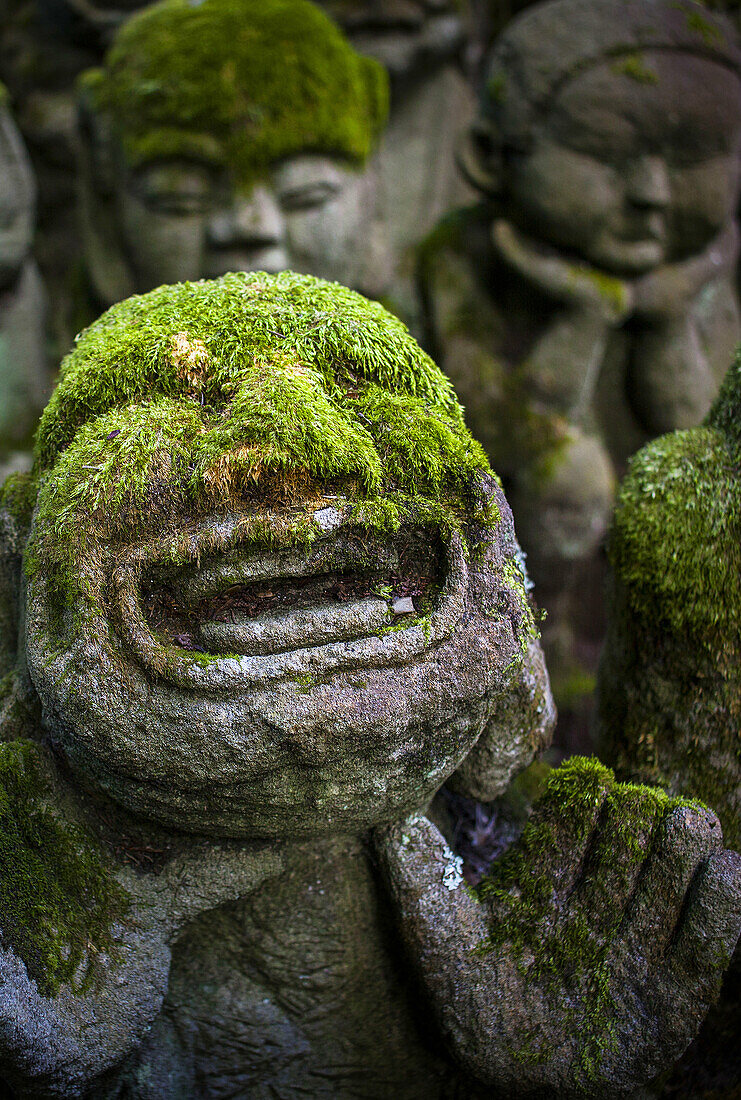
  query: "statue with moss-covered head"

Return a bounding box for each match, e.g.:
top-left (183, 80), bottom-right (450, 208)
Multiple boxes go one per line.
top-left (0, 85), bottom-right (47, 461)
top-left (597, 348), bottom-right (741, 1095)
top-left (420, 0), bottom-right (741, 716)
top-left (76, 0), bottom-right (392, 313)
top-left (0, 272), bottom-right (739, 1097)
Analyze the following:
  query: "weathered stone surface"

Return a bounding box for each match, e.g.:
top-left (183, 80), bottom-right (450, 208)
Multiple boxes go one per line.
top-left (597, 350), bottom-right (741, 1097)
top-left (420, 0), bottom-right (741, 722)
top-left (0, 91), bottom-right (48, 453)
top-left (0, 273), bottom-right (739, 1097)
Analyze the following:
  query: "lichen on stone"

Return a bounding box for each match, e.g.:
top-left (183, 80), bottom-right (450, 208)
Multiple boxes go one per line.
top-left (81, 0), bottom-right (389, 178)
top-left (0, 739), bottom-right (128, 996)
top-left (611, 52), bottom-right (659, 84)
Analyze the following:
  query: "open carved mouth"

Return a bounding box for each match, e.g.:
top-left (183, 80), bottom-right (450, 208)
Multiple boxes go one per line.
top-left (109, 510), bottom-right (470, 688)
top-left (142, 528), bottom-right (442, 658)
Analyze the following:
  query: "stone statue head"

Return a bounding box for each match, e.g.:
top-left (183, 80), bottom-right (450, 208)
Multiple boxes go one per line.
top-left (463, 0), bottom-right (741, 274)
top-left (76, 0), bottom-right (391, 304)
top-left (14, 271), bottom-right (540, 839)
top-left (0, 84), bottom-right (35, 291)
top-left (315, 0), bottom-right (465, 83)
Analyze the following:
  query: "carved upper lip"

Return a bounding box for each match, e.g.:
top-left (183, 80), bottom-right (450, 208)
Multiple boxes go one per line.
top-left (110, 508), bottom-right (469, 689)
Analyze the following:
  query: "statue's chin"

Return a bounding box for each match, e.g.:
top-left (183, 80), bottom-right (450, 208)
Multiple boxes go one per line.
top-left (24, 510), bottom-right (523, 838)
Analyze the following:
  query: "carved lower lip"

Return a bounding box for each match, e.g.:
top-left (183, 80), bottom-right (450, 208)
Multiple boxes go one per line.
top-left (109, 512), bottom-right (468, 689)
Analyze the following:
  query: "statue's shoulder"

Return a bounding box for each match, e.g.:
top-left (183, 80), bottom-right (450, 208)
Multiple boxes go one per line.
top-left (609, 423), bottom-right (741, 644)
top-left (417, 204), bottom-right (504, 359)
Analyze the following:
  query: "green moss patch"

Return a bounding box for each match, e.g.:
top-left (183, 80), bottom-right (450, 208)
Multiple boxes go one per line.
top-left (28, 272), bottom-right (493, 618)
top-left (477, 756), bottom-right (699, 1081)
top-left (83, 0), bottom-right (388, 177)
top-left (1, 470), bottom-right (39, 532)
top-left (0, 740), bottom-right (128, 996)
top-left (608, 426), bottom-right (741, 644)
top-left (611, 52), bottom-right (659, 85)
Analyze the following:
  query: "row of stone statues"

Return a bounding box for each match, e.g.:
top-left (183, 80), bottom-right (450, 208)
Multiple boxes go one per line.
top-left (0, 0), bottom-right (740, 1094)
top-left (2, 0), bottom-right (740, 730)
top-left (0, 269), bottom-right (740, 1098)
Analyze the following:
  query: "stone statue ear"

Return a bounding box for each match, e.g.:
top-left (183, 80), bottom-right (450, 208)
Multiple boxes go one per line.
top-left (456, 119), bottom-right (503, 196)
top-left (76, 81), bottom-right (137, 307)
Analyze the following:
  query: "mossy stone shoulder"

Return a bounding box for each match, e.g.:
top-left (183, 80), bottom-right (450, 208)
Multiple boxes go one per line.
top-left (82, 0), bottom-right (389, 177)
top-left (0, 739), bottom-right (127, 996)
top-left (607, 348), bottom-right (741, 645)
top-left (598, 349), bottom-right (741, 847)
top-left (607, 426), bottom-right (741, 644)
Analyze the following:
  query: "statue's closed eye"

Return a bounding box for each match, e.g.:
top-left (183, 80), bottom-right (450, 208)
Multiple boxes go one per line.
top-left (277, 179), bottom-right (343, 211)
top-left (131, 163), bottom-right (217, 215)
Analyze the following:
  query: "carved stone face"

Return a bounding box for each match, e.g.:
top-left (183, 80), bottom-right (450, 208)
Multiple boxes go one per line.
top-left (113, 153), bottom-right (387, 295)
top-left (506, 52), bottom-right (741, 274)
top-left (317, 0), bottom-right (464, 80)
top-left (21, 273), bottom-right (536, 839)
top-left (78, 0), bottom-right (391, 303)
top-left (0, 103), bottom-right (35, 289)
top-left (25, 483), bottom-right (530, 838)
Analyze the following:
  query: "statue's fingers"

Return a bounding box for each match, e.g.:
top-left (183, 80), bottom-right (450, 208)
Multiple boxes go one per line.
top-left (620, 849), bottom-right (741, 1074)
top-left (567, 785), bottom-right (667, 944)
top-left (526, 758), bottom-right (614, 903)
top-left (374, 814), bottom-right (489, 967)
top-left (669, 848), bottom-right (741, 1002)
top-left (623, 804), bottom-right (723, 964)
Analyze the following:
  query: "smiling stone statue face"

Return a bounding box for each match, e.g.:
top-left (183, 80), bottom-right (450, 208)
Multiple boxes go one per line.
top-left (506, 51), bottom-right (741, 276)
top-left (77, 0), bottom-right (391, 305)
top-left (21, 272), bottom-right (538, 837)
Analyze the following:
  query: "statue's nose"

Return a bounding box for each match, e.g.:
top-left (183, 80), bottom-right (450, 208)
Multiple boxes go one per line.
top-left (207, 185), bottom-right (285, 248)
top-left (626, 155), bottom-right (671, 211)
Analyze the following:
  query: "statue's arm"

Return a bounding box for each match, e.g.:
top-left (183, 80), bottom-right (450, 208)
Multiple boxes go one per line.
top-left (377, 758), bottom-right (741, 1097)
top-left (0, 740), bottom-right (283, 1098)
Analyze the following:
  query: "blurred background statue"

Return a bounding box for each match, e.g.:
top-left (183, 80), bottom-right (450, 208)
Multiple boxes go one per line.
top-left (0, 84), bottom-right (47, 476)
top-left (419, 0), bottom-right (741, 744)
top-left (75, 0), bottom-right (391, 321)
top-left (597, 349), bottom-right (741, 1098)
top-left (316, 0), bottom-right (477, 325)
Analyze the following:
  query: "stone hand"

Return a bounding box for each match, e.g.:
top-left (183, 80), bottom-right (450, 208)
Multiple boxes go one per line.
top-left (0, 741), bottom-right (283, 1099)
top-left (492, 219), bottom-right (632, 415)
top-left (376, 758), bottom-right (741, 1098)
top-left (492, 219), bottom-right (634, 326)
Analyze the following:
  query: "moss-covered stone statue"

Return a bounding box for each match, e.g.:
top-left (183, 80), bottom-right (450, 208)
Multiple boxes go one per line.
top-left (316, 0), bottom-right (477, 325)
top-left (0, 85), bottom-right (47, 459)
top-left (76, 0), bottom-right (391, 315)
top-left (419, 0), bottom-right (741, 716)
top-left (597, 349), bottom-right (741, 1096)
top-left (0, 272), bottom-right (740, 1098)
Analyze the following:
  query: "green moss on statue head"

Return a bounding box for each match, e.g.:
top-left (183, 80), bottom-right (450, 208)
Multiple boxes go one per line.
top-left (81, 0), bottom-right (389, 178)
top-left (27, 272), bottom-right (493, 610)
top-left (607, 348), bottom-right (741, 645)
